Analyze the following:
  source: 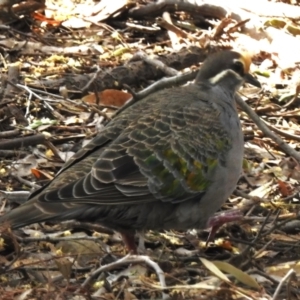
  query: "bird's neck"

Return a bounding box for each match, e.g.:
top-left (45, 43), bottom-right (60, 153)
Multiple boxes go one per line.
top-left (196, 69), bottom-right (244, 95)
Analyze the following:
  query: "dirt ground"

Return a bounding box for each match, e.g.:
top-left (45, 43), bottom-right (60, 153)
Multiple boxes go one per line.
top-left (1, 0), bottom-right (300, 299)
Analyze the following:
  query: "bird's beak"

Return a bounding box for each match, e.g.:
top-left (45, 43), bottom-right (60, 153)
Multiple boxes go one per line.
top-left (244, 73), bottom-right (261, 88)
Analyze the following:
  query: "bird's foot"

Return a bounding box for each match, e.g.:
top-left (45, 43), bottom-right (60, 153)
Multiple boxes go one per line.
top-left (121, 231), bottom-right (151, 254)
top-left (205, 209), bottom-right (243, 245)
top-left (121, 232), bottom-right (138, 254)
top-left (137, 230), bottom-right (148, 254)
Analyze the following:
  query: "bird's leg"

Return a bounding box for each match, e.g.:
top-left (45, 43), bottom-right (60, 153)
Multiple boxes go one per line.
top-left (137, 230), bottom-right (146, 253)
top-left (205, 209), bottom-right (243, 245)
top-left (121, 232), bottom-right (137, 254)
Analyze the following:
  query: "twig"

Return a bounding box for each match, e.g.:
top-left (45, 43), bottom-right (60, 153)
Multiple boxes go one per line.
top-left (227, 18), bottom-right (250, 34)
top-left (136, 70), bottom-right (196, 99)
top-left (272, 269), bottom-right (295, 300)
top-left (90, 104), bottom-right (111, 121)
top-left (80, 66), bottom-right (103, 94)
top-left (113, 70), bottom-right (197, 117)
top-left (253, 238), bottom-right (275, 259)
top-left (156, 15), bottom-right (191, 39)
top-left (17, 234), bottom-right (108, 244)
top-left (263, 120), bottom-right (300, 142)
top-left (282, 84), bottom-right (300, 108)
top-left (126, 22), bottom-right (160, 33)
top-left (15, 84), bottom-right (65, 121)
top-left (236, 95), bottom-right (300, 162)
top-left (0, 150), bottom-right (28, 158)
top-left (78, 254), bottom-right (167, 296)
top-left (132, 51), bottom-right (179, 76)
top-left (0, 129), bottom-right (20, 138)
top-left (0, 133), bottom-right (46, 150)
top-left (229, 210), bottom-right (273, 265)
top-left (249, 269), bottom-right (279, 285)
top-left (44, 140), bottom-right (64, 162)
top-left (0, 228), bottom-right (21, 273)
top-left (12, 175), bottom-right (41, 190)
top-left (213, 18), bottom-right (232, 39)
top-left (18, 265), bottom-right (92, 272)
top-left (0, 190), bottom-right (30, 204)
top-left (29, 86), bottom-right (91, 109)
top-left (261, 214), bottom-right (299, 238)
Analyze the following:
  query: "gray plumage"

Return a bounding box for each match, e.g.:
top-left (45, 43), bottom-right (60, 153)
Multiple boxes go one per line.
top-left (0, 51), bottom-right (260, 251)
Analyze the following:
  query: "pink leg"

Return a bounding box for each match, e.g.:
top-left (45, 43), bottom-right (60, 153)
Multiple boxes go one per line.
top-left (121, 232), bottom-right (137, 254)
top-left (206, 209), bottom-right (243, 245)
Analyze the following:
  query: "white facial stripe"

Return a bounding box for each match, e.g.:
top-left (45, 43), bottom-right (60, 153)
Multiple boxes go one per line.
top-left (208, 69), bottom-right (243, 85)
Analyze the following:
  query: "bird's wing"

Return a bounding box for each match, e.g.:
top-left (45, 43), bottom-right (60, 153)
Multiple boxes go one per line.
top-left (32, 87), bottom-right (232, 206)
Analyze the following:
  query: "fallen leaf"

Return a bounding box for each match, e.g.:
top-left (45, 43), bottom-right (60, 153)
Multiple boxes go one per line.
top-left (199, 257), bottom-right (230, 283)
top-left (31, 168), bottom-right (54, 180)
top-left (277, 180), bottom-right (292, 197)
top-left (83, 89), bottom-right (132, 106)
top-left (213, 261), bottom-right (261, 290)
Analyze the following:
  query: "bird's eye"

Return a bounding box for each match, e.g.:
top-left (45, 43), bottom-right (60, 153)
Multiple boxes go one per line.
top-left (232, 61), bottom-right (244, 75)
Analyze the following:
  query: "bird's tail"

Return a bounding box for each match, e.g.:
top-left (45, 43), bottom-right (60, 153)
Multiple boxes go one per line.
top-left (0, 199), bottom-right (79, 229)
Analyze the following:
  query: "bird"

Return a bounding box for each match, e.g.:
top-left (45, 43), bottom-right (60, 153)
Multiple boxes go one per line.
top-left (0, 50), bottom-right (261, 253)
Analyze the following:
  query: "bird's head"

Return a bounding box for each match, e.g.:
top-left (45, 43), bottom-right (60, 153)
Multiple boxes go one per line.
top-left (195, 50), bottom-right (261, 91)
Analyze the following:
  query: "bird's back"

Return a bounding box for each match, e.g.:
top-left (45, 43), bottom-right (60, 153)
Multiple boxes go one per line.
top-left (0, 81), bottom-right (243, 231)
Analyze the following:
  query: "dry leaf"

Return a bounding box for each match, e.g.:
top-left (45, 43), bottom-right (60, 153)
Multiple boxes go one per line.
top-left (83, 89), bottom-right (132, 106)
top-left (213, 261), bottom-right (261, 290)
